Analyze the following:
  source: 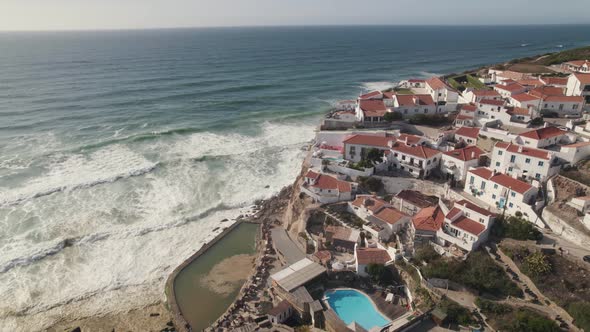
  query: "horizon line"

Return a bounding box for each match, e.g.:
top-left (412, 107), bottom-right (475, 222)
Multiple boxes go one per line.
top-left (1, 22), bottom-right (590, 33)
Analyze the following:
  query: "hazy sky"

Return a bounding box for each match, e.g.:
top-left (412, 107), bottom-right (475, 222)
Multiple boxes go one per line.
top-left (1, 0), bottom-right (589, 31)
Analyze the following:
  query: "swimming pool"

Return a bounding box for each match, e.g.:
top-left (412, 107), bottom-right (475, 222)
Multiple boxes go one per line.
top-left (324, 288), bottom-right (391, 330)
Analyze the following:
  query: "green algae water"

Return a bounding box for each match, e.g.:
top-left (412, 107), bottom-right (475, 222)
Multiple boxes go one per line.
top-left (173, 222), bottom-right (259, 330)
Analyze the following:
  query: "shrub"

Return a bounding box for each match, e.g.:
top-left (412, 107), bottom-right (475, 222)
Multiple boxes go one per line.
top-left (492, 215), bottom-right (542, 241)
top-left (522, 252), bottom-right (552, 278)
top-left (509, 309), bottom-right (560, 332)
top-left (568, 302), bottom-right (590, 332)
top-left (530, 117), bottom-right (544, 126)
top-left (365, 263), bottom-right (394, 285)
top-left (409, 114), bottom-right (451, 126)
top-left (366, 148), bottom-right (385, 164)
top-left (413, 244), bottom-right (440, 264)
top-left (357, 176), bottom-right (383, 193)
top-left (384, 111), bottom-right (403, 122)
top-left (476, 298), bottom-right (511, 315)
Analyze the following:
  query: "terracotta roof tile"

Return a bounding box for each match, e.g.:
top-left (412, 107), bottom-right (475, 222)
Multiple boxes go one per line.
top-left (573, 73), bottom-right (590, 84)
top-left (443, 146), bottom-right (485, 161)
top-left (356, 247), bottom-right (391, 265)
top-left (518, 126), bottom-right (567, 140)
top-left (374, 207), bottom-right (408, 225)
top-left (455, 127), bottom-right (480, 139)
top-left (468, 167), bottom-right (533, 194)
top-left (511, 93), bottom-right (540, 102)
top-left (359, 91), bottom-right (382, 99)
top-left (452, 216), bottom-right (486, 236)
top-left (412, 206), bottom-right (445, 232)
top-left (495, 142), bottom-right (551, 160)
top-left (359, 99), bottom-right (387, 117)
top-left (343, 134), bottom-right (394, 148)
top-left (391, 142), bottom-right (441, 159)
top-left (455, 200), bottom-right (495, 217)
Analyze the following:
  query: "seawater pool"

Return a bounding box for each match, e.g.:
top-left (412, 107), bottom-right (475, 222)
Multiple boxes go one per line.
top-left (324, 288), bottom-right (391, 330)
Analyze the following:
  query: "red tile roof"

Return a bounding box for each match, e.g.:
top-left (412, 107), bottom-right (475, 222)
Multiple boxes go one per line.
top-left (305, 171), bottom-right (352, 193)
top-left (494, 83), bottom-right (526, 92)
top-left (359, 99), bottom-right (388, 117)
top-left (495, 142), bottom-right (551, 160)
top-left (472, 89), bottom-right (500, 97)
top-left (391, 142), bottom-right (441, 159)
top-left (446, 207), bottom-right (462, 220)
top-left (356, 247), bottom-right (391, 265)
top-left (412, 206), bottom-right (445, 232)
top-left (506, 107), bottom-right (531, 116)
top-left (343, 134), bottom-right (394, 148)
top-left (540, 77), bottom-right (568, 86)
top-left (408, 78), bottom-right (425, 83)
top-left (359, 91), bottom-right (382, 99)
top-left (351, 195), bottom-right (389, 213)
top-left (443, 146), bottom-right (485, 161)
top-left (565, 60), bottom-right (590, 67)
top-left (511, 93), bottom-right (540, 102)
top-left (518, 126), bottom-right (567, 140)
top-left (468, 167), bottom-right (533, 194)
top-left (395, 190), bottom-right (438, 208)
top-left (395, 94), bottom-right (435, 106)
top-left (543, 95), bottom-right (584, 103)
top-left (374, 207), bottom-right (408, 225)
top-left (426, 77), bottom-right (451, 90)
top-left (398, 133), bottom-right (423, 145)
top-left (456, 114), bottom-right (474, 120)
top-left (573, 73), bottom-right (590, 84)
top-left (479, 99), bottom-right (505, 106)
top-left (382, 91), bottom-right (396, 99)
top-left (455, 199), bottom-right (495, 217)
top-left (461, 104), bottom-right (477, 112)
top-left (516, 78), bottom-right (543, 86)
top-left (529, 86), bottom-right (565, 98)
top-left (452, 216), bottom-right (486, 236)
top-left (455, 127), bottom-right (480, 139)
top-left (563, 141), bottom-right (590, 148)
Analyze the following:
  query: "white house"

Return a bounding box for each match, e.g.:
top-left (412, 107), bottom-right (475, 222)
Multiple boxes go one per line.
top-left (342, 134), bottom-right (395, 162)
top-left (384, 142), bottom-right (442, 178)
top-left (505, 106), bottom-right (534, 124)
top-left (463, 89), bottom-right (502, 103)
top-left (355, 246), bottom-right (392, 277)
top-left (355, 99), bottom-right (389, 124)
top-left (411, 205), bottom-right (445, 241)
top-left (465, 167), bottom-right (539, 215)
top-left (425, 77), bottom-right (459, 104)
top-left (493, 83), bottom-right (527, 99)
top-left (454, 104), bottom-right (477, 127)
top-left (491, 142), bottom-right (561, 181)
top-left (509, 93), bottom-right (541, 109)
top-left (454, 126), bottom-right (480, 145)
top-left (475, 99), bottom-right (507, 123)
top-left (539, 76), bottom-right (569, 88)
top-left (436, 200), bottom-right (496, 252)
top-left (301, 170), bottom-right (355, 204)
top-left (556, 141), bottom-right (590, 164)
top-left (349, 195), bottom-right (410, 241)
top-left (267, 300), bottom-right (294, 325)
top-left (441, 145), bottom-right (486, 184)
top-left (391, 94), bottom-right (437, 117)
top-left (359, 91), bottom-right (383, 100)
top-left (566, 73), bottom-right (590, 100)
top-left (516, 126), bottom-right (571, 148)
top-left (540, 95), bottom-right (584, 117)
top-left (562, 60), bottom-right (590, 74)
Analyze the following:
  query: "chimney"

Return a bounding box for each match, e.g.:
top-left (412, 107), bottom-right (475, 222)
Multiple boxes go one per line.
top-left (544, 122), bottom-right (549, 128)
top-left (471, 151), bottom-right (475, 159)
top-left (518, 145), bottom-right (523, 153)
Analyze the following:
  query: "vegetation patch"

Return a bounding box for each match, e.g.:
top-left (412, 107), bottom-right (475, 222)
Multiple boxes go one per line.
top-left (408, 114), bottom-right (452, 126)
top-left (491, 214), bottom-right (542, 241)
top-left (447, 74), bottom-right (487, 91)
top-left (476, 298), bottom-right (559, 332)
top-left (421, 251), bottom-right (523, 299)
top-left (501, 243), bottom-right (590, 331)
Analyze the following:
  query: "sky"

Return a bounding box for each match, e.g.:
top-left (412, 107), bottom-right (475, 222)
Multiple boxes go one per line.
top-left (1, 0), bottom-right (589, 31)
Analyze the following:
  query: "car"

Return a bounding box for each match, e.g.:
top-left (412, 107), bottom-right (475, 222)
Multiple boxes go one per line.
top-left (583, 255), bottom-right (590, 263)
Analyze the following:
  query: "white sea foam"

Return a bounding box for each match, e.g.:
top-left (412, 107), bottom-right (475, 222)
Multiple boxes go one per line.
top-left (361, 81), bottom-right (396, 92)
top-left (0, 121), bottom-right (314, 331)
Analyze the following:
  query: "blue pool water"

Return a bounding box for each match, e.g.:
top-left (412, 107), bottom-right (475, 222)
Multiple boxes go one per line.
top-left (325, 289), bottom-right (391, 330)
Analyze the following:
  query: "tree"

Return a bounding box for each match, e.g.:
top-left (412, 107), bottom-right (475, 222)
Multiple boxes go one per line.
top-left (366, 148), bottom-right (385, 164)
top-left (384, 111), bottom-right (403, 122)
top-left (357, 176), bottom-right (384, 193)
top-left (360, 232), bottom-right (367, 247)
top-left (492, 215), bottom-right (542, 241)
top-left (365, 263), bottom-right (394, 285)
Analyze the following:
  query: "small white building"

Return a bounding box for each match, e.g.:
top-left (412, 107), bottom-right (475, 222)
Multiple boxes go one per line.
top-left (301, 170), bottom-right (355, 204)
top-left (454, 126), bottom-right (480, 145)
top-left (355, 99), bottom-right (388, 124)
top-left (556, 141), bottom-right (590, 164)
top-left (565, 73), bottom-right (590, 100)
top-left (411, 205), bottom-right (445, 241)
top-left (349, 195), bottom-right (410, 241)
top-left (391, 94), bottom-right (437, 117)
top-left (540, 95), bottom-right (584, 117)
top-left (509, 93), bottom-right (541, 109)
top-left (493, 83), bottom-right (527, 99)
top-left (463, 89), bottom-right (502, 103)
top-left (441, 145), bottom-right (486, 184)
top-left (425, 77), bottom-right (459, 104)
top-left (436, 200), bottom-right (496, 252)
top-left (562, 60), bottom-right (590, 74)
top-left (267, 300), bottom-right (294, 325)
top-left (342, 134), bottom-right (395, 163)
top-left (491, 142), bottom-right (561, 181)
top-left (465, 167), bottom-right (538, 215)
top-left (516, 126), bottom-right (571, 148)
top-left (476, 99), bottom-right (507, 122)
top-left (384, 142), bottom-right (442, 178)
top-left (454, 104), bottom-right (477, 127)
top-left (568, 196), bottom-right (590, 213)
top-left (354, 246), bottom-right (392, 277)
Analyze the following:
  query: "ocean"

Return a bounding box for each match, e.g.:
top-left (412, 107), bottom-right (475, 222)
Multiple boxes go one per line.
top-left (0, 25), bottom-right (589, 330)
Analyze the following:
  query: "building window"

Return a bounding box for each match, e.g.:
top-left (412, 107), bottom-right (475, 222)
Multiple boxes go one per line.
top-left (494, 184), bottom-right (498, 189)
top-left (508, 167), bottom-right (513, 172)
top-left (469, 176), bottom-right (474, 184)
top-left (498, 150), bottom-right (503, 155)
top-left (492, 194), bottom-right (496, 199)
top-left (495, 162), bottom-right (500, 167)
top-left (525, 158), bottom-right (531, 164)
top-left (480, 182), bottom-right (486, 190)
top-left (536, 173), bottom-right (541, 179)
top-left (573, 104), bottom-right (579, 110)
top-left (509, 202), bottom-right (514, 208)
top-left (510, 155), bottom-right (516, 162)
top-left (538, 161), bottom-right (544, 166)
top-left (511, 192), bottom-right (516, 197)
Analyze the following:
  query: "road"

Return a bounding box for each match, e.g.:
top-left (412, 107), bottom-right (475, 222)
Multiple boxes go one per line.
top-left (271, 227), bottom-right (306, 264)
top-left (538, 230), bottom-right (590, 261)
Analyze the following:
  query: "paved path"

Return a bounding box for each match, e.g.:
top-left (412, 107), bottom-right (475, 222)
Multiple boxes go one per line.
top-left (271, 227), bottom-right (306, 264)
top-left (538, 230), bottom-right (590, 261)
top-left (486, 245), bottom-right (579, 331)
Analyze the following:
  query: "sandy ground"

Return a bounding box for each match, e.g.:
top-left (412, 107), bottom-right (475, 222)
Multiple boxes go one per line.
top-left (47, 302), bottom-right (174, 332)
top-left (200, 254), bottom-right (256, 295)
